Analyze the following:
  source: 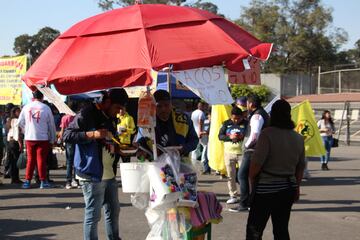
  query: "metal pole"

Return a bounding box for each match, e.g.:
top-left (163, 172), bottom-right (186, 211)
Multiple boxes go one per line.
top-left (167, 69), bottom-right (171, 95)
top-left (338, 71), bottom-right (342, 93)
top-left (296, 75), bottom-right (299, 96)
top-left (346, 102), bottom-right (350, 145)
top-left (166, 65), bottom-right (173, 96)
top-left (337, 102), bottom-right (347, 140)
top-left (317, 66), bottom-right (321, 94)
top-left (146, 86), bottom-right (158, 161)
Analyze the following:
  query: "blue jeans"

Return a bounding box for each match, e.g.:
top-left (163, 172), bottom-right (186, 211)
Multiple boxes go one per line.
top-left (82, 178), bottom-right (120, 240)
top-left (238, 150), bottom-right (252, 207)
top-left (65, 143), bottom-right (75, 182)
top-left (201, 145), bottom-right (210, 173)
top-left (320, 136), bottom-right (333, 164)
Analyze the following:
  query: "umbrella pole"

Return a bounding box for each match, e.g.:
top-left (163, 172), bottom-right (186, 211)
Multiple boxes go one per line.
top-left (166, 65), bottom-right (172, 96)
top-left (147, 86), bottom-right (158, 161)
top-left (151, 127), bottom-right (157, 161)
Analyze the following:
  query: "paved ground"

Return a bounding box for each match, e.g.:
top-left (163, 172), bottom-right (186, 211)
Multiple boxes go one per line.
top-left (1, 146), bottom-right (360, 240)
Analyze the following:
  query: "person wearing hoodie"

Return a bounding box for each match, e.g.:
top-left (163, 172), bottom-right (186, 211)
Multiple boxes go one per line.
top-left (63, 89), bottom-right (128, 240)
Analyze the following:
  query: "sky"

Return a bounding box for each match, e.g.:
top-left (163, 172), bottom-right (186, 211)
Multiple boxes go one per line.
top-left (0, 0), bottom-right (359, 56)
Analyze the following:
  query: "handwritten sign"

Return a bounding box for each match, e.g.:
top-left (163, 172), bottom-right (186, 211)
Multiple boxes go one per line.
top-left (172, 66), bottom-right (233, 105)
top-left (227, 58), bottom-right (261, 85)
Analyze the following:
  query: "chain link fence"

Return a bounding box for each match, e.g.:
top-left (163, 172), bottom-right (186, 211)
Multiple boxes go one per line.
top-left (316, 65), bottom-right (360, 94)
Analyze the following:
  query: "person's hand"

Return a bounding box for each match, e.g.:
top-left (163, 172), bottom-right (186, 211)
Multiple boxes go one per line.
top-left (108, 144), bottom-right (117, 154)
top-left (230, 133), bottom-right (237, 140)
top-left (294, 186), bottom-right (300, 202)
top-left (18, 141), bottom-right (23, 152)
top-left (97, 129), bottom-right (109, 139)
top-left (326, 128), bottom-right (332, 135)
top-left (88, 129), bottom-right (108, 139)
top-left (237, 133), bottom-right (244, 141)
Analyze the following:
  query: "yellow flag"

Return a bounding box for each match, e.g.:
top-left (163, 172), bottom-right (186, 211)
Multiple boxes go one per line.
top-left (291, 100), bottom-right (326, 157)
top-left (208, 104), bottom-right (232, 173)
top-left (0, 55), bottom-right (27, 105)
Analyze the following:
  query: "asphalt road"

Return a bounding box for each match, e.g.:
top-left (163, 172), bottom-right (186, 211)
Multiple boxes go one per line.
top-left (0, 146), bottom-right (359, 240)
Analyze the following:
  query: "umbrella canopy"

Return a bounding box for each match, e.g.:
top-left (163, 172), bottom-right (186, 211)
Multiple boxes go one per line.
top-left (23, 4), bottom-right (272, 95)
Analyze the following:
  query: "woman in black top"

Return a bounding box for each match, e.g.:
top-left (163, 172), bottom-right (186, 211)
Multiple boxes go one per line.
top-left (246, 99), bottom-right (305, 240)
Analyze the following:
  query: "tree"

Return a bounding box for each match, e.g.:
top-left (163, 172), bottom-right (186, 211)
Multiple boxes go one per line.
top-left (97, 0), bottom-right (222, 16)
top-left (13, 27), bottom-right (60, 63)
top-left (97, 0), bottom-right (186, 10)
top-left (343, 39), bottom-right (360, 65)
top-left (230, 84), bottom-right (271, 103)
top-left (236, 0), bottom-right (348, 73)
top-left (186, 0), bottom-right (222, 15)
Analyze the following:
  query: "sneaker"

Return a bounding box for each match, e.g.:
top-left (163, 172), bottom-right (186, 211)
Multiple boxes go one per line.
top-left (303, 172), bottom-right (311, 179)
top-left (40, 181), bottom-right (52, 189)
top-left (226, 197), bottom-right (238, 204)
top-left (71, 180), bottom-right (79, 188)
top-left (228, 205), bottom-right (249, 212)
top-left (65, 182), bottom-right (72, 189)
top-left (22, 180), bottom-right (31, 189)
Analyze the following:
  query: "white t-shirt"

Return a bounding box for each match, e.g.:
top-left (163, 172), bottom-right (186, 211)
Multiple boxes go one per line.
top-left (245, 113), bottom-right (264, 148)
top-left (7, 118), bottom-right (20, 141)
top-left (317, 119), bottom-right (335, 137)
top-left (17, 100), bottom-right (57, 143)
top-left (191, 109), bottom-right (205, 137)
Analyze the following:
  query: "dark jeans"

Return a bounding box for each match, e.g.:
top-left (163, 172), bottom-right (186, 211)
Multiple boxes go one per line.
top-left (238, 150), bottom-right (252, 207)
top-left (3, 139), bottom-right (10, 173)
top-left (246, 188), bottom-right (296, 240)
top-left (65, 143), bottom-right (75, 182)
top-left (8, 140), bottom-right (20, 181)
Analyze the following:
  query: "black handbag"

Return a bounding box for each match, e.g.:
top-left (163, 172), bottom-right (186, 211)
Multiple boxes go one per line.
top-left (332, 138), bottom-right (339, 148)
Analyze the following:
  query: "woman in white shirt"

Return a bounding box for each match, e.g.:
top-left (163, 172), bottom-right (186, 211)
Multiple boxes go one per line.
top-left (7, 106), bottom-right (22, 184)
top-left (317, 110), bottom-right (335, 170)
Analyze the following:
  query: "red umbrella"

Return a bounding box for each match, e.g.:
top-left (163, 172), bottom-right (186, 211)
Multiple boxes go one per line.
top-left (23, 4), bottom-right (272, 95)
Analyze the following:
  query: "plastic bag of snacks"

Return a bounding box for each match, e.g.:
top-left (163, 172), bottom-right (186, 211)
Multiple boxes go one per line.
top-left (137, 91), bottom-right (156, 128)
top-left (148, 150), bottom-right (198, 209)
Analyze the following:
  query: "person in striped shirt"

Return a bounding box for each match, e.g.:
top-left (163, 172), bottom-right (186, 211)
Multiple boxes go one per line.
top-left (246, 99), bottom-right (305, 240)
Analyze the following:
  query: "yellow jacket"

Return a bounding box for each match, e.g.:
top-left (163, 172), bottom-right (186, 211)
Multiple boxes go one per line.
top-left (117, 112), bottom-right (136, 145)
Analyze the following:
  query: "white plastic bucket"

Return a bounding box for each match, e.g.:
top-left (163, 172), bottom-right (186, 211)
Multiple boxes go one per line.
top-left (120, 162), bottom-right (153, 193)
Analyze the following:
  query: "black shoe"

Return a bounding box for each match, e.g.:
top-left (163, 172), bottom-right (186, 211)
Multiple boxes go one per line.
top-left (324, 164), bottom-right (329, 170)
top-left (202, 171), bottom-right (211, 175)
top-left (321, 163), bottom-right (326, 170)
top-left (228, 205), bottom-right (249, 212)
top-left (11, 179), bottom-right (24, 184)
